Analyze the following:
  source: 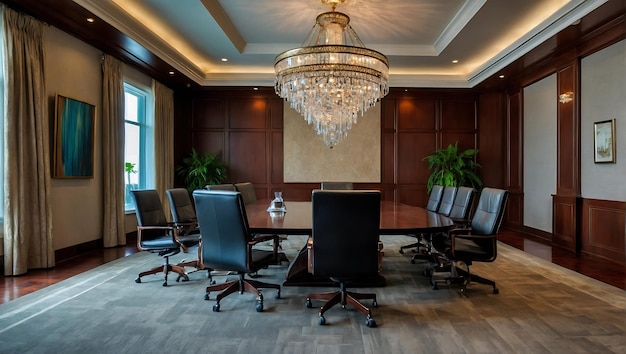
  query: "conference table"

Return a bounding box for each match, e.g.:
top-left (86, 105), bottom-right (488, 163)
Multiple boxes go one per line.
top-left (246, 199), bottom-right (454, 287)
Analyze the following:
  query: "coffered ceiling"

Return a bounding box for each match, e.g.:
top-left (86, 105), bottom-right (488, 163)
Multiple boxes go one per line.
top-left (70, 0), bottom-right (607, 88)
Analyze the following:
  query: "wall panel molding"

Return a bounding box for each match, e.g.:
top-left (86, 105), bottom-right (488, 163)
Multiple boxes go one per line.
top-left (582, 198), bottom-right (626, 265)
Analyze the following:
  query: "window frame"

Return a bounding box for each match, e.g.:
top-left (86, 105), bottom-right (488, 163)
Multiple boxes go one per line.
top-left (123, 81), bottom-right (154, 212)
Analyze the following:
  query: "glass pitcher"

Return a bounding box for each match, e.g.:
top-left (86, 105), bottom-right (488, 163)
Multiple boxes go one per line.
top-left (271, 191), bottom-right (284, 210)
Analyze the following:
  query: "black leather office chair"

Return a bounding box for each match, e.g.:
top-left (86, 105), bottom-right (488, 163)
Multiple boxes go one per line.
top-left (436, 186), bottom-right (457, 216)
top-left (431, 187), bottom-right (509, 296)
top-left (132, 189), bottom-right (198, 286)
top-left (233, 181), bottom-right (289, 261)
top-left (320, 182), bottom-right (353, 190)
top-left (425, 186), bottom-right (476, 270)
top-left (305, 190), bottom-right (381, 327)
top-left (234, 182), bottom-right (257, 205)
top-left (166, 188), bottom-right (200, 236)
top-left (193, 190), bottom-right (281, 312)
top-left (409, 186), bottom-right (457, 264)
top-left (448, 186), bottom-right (476, 227)
top-left (166, 188), bottom-right (213, 282)
top-left (399, 185), bottom-right (445, 254)
top-left (425, 185), bottom-right (444, 212)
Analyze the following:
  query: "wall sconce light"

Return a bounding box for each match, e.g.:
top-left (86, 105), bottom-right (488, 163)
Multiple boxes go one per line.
top-left (559, 91), bottom-right (574, 103)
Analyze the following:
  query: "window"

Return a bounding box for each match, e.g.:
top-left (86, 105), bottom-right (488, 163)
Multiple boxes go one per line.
top-left (124, 82), bottom-right (154, 211)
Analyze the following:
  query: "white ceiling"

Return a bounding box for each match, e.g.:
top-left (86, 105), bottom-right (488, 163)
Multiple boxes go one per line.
top-left (73, 0), bottom-right (608, 88)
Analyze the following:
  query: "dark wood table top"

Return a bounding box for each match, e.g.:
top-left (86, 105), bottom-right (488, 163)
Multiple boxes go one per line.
top-left (246, 200), bottom-right (454, 235)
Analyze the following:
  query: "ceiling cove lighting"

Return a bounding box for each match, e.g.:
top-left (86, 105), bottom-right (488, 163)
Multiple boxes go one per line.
top-left (273, 0), bottom-right (389, 147)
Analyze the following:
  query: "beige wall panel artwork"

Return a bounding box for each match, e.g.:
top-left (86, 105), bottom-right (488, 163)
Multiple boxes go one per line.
top-left (283, 102), bottom-right (381, 183)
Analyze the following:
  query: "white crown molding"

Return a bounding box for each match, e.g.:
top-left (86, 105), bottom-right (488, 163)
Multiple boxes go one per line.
top-left (390, 74), bottom-right (472, 88)
top-left (434, 0), bottom-right (487, 55)
top-left (468, 0), bottom-right (609, 87)
top-left (74, 0), bottom-right (207, 83)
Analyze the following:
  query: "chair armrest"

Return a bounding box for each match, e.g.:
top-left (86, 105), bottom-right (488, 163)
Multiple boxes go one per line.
top-left (450, 233), bottom-right (497, 251)
top-left (307, 236), bottom-right (313, 274)
top-left (449, 226), bottom-right (472, 235)
top-left (137, 225), bottom-right (187, 251)
top-left (450, 217), bottom-right (471, 227)
top-left (249, 234), bottom-right (279, 245)
top-left (174, 221), bottom-right (199, 235)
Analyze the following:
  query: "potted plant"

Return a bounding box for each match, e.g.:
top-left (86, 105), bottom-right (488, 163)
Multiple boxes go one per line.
top-left (423, 142), bottom-right (483, 193)
top-left (176, 148), bottom-right (228, 193)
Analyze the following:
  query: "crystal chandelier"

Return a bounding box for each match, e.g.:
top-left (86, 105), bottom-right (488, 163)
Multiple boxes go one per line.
top-left (274, 0), bottom-right (389, 147)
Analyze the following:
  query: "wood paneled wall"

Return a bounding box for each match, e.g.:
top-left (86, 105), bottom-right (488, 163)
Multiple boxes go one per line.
top-left (174, 88), bottom-right (501, 206)
top-left (500, 4), bottom-right (626, 263)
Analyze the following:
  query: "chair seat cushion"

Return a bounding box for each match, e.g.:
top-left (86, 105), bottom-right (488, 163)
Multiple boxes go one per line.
top-left (141, 236), bottom-right (179, 250)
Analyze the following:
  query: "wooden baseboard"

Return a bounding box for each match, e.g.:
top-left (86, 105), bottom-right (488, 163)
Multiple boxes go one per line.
top-left (55, 239), bottom-right (104, 263)
top-left (521, 225), bottom-right (552, 243)
top-left (55, 231), bottom-right (137, 263)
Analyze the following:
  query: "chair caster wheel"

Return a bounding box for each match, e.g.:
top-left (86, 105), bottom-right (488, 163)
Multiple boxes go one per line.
top-left (135, 277), bottom-right (141, 284)
top-left (275, 291), bottom-right (281, 299)
top-left (399, 249), bottom-right (404, 254)
top-left (372, 300), bottom-right (378, 308)
top-left (204, 293), bottom-right (210, 300)
top-left (318, 316), bottom-right (326, 325)
top-left (305, 299), bottom-right (313, 308)
top-left (411, 259), bottom-right (416, 264)
top-left (162, 281), bottom-right (168, 287)
top-left (256, 303), bottom-right (264, 312)
top-left (212, 304), bottom-right (220, 312)
top-left (366, 318), bottom-right (377, 327)
top-left (176, 276), bottom-right (181, 282)
top-left (493, 288), bottom-right (499, 294)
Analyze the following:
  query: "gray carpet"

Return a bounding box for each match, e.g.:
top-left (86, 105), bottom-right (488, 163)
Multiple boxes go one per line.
top-left (1, 235), bottom-right (626, 354)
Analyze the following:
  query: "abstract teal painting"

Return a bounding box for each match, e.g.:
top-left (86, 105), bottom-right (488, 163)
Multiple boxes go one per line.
top-left (53, 95), bottom-right (95, 178)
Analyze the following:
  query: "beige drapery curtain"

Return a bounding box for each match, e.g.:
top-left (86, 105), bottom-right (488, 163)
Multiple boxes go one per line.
top-left (101, 54), bottom-right (126, 248)
top-left (2, 8), bottom-right (54, 275)
top-left (153, 80), bottom-right (175, 217)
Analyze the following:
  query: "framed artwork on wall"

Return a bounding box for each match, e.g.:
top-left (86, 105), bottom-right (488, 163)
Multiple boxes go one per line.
top-left (53, 94), bottom-right (96, 178)
top-left (593, 119), bottom-right (616, 163)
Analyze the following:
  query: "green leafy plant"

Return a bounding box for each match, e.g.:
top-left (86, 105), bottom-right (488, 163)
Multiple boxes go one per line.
top-left (423, 142), bottom-right (482, 193)
top-left (124, 162), bottom-right (137, 185)
top-left (176, 148), bottom-right (228, 193)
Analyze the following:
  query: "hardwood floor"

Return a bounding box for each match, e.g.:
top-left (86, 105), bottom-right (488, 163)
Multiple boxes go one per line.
top-left (2, 229), bottom-right (626, 305)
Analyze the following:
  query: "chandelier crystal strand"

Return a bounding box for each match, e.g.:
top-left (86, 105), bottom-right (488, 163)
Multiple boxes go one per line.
top-left (274, 4), bottom-right (389, 147)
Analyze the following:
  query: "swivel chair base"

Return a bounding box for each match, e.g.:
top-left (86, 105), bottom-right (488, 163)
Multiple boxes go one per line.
top-left (204, 273), bottom-right (281, 312)
top-left (305, 282), bottom-right (378, 327)
top-left (430, 262), bottom-right (499, 296)
top-left (135, 254), bottom-right (189, 287)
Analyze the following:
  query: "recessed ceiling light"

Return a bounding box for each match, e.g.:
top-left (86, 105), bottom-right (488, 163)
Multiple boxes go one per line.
top-left (221, 58), bottom-right (228, 62)
top-left (452, 60), bottom-right (459, 64)
top-left (499, 75), bottom-right (505, 79)
top-left (86, 18), bottom-right (95, 23)
top-left (169, 71), bottom-right (175, 75)
top-left (253, 87), bottom-right (258, 91)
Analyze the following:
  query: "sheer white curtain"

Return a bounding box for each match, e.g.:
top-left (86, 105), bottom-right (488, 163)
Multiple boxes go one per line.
top-left (2, 7), bottom-right (54, 275)
top-left (153, 80), bottom-right (174, 215)
top-left (102, 54), bottom-right (126, 248)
